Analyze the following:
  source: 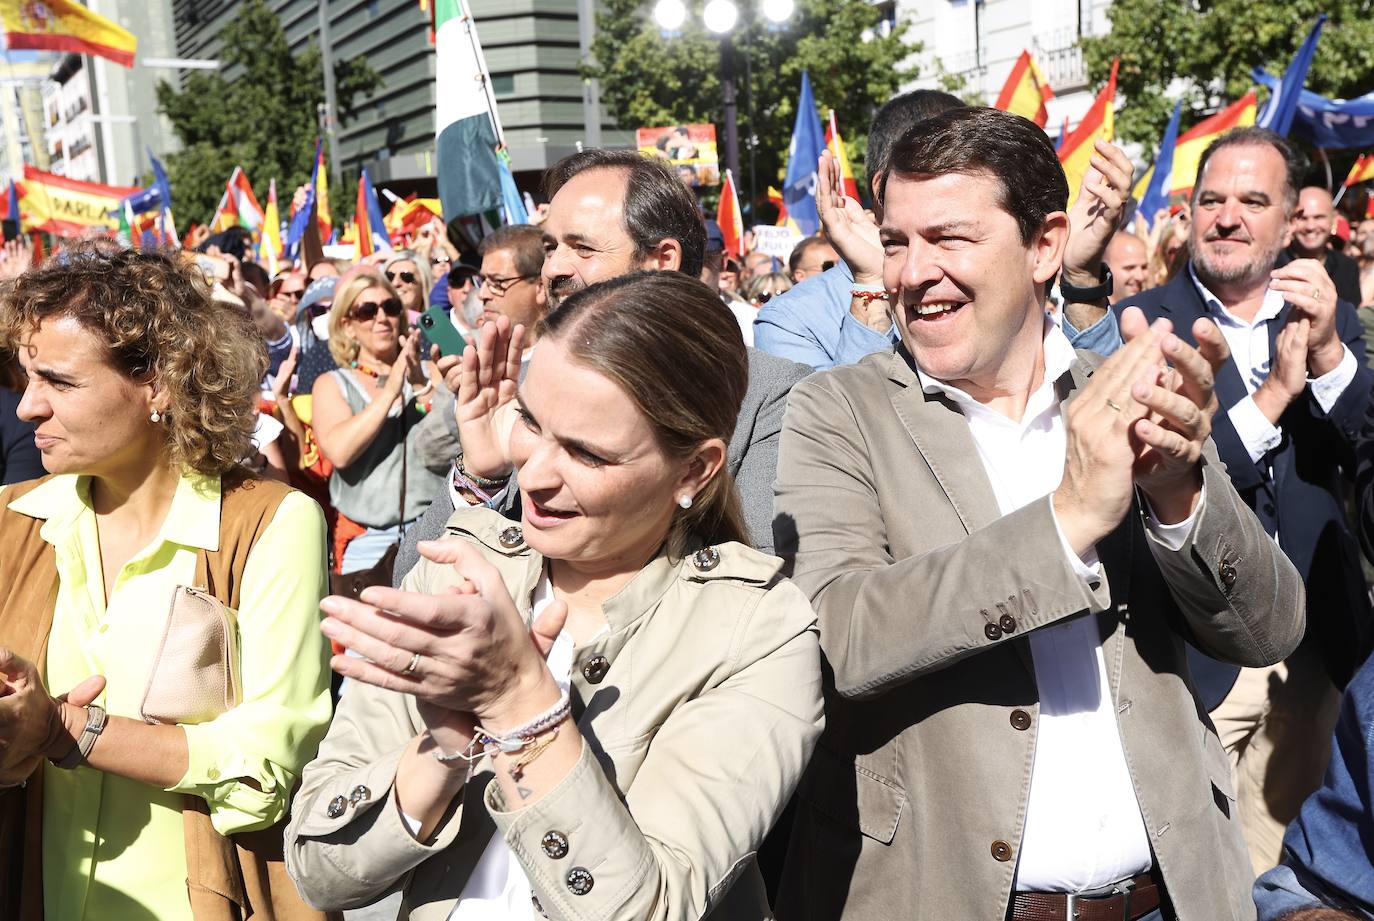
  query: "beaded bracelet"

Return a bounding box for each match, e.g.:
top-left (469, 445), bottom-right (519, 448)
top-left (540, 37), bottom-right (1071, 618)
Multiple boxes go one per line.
top-left (473, 691), bottom-right (572, 754)
top-left (455, 452), bottom-right (511, 491)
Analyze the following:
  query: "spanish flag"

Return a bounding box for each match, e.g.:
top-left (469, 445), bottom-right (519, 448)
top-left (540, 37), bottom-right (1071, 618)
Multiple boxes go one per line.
top-left (1344, 153), bottom-right (1374, 188)
top-left (1058, 59), bottom-right (1118, 209)
top-left (259, 179), bottom-right (283, 275)
top-left (717, 169), bottom-right (744, 259)
top-left (1166, 92), bottom-right (1257, 197)
top-left (995, 50), bottom-right (1054, 128)
top-left (18, 165), bottom-right (138, 237)
top-left (0, 0), bottom-right (137, 67)
top-left (825, 110), bottom-right (861, 202)
top-left (354, 167), bottom-right (389, 258)
top-left (313, 142), bottom-right (333, 243)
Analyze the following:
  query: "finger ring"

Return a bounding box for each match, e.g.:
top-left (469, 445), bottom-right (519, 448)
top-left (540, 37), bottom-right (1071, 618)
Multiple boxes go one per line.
top-left (1313, 286), bottom-right (1320, 300)
top-left (1105, 398), bottom-right (1123, 412)
top-left (402, 652), bottom-right (422, 675)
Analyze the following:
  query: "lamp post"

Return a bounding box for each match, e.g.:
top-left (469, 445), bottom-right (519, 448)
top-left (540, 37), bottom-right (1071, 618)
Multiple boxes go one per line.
top-left (653, 0), bottom-right (793, 206)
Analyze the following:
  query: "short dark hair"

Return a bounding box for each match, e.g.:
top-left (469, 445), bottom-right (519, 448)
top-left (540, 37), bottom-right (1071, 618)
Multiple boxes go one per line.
top-left (1192, 126), bottom-right (1307, 212)
top-left (788, 235), bottom-right (830, 274)
top-left (879, 107), bottom-right (1069, 245)
top-left (479, 224), bottom-right (547, 278)
top-left (866, 89), bottom-right (967, 189)
top-left (543, 149), bottom-right (706, 277)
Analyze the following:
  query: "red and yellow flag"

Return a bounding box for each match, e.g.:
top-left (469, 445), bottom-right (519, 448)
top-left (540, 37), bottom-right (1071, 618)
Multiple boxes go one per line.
top-left (995, 50), bottom-right (1054, 128)
top-left (0, 0), bottom-right (137, 67)
top-left (1344, 153), bottom-right (1374, 188)
top-left (1167, 92), bottom-right (1258, 197)
top-left (314, 144), bottom-right (333, 242)
top-left (1058, 59), bottom-right (1118, 208)
top-left (18, 165), bottom-right (138, 237)
top-left (717, 169), bottom-right (744, 259)
top-left (825, 110), bottom-right (861, 201)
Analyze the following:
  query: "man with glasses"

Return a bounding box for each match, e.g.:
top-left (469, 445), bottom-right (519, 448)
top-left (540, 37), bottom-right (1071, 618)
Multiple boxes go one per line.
top-left (476, 224), bottom-right (547, 342)
top-left (787, 235), bottom-right (839, 283)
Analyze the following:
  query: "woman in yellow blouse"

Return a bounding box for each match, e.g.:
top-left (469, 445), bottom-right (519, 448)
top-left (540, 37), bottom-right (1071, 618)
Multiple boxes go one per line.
top-left (0, 242), bottom-right (333, 921)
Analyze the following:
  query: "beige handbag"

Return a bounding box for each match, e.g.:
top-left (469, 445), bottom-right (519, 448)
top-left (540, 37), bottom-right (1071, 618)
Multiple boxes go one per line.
top-left (140, 551), bottom-right (241, 725)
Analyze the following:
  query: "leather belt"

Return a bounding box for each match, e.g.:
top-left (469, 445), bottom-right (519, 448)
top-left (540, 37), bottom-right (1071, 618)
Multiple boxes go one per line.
top-left (1010, 872), bottom-right (1164, 921)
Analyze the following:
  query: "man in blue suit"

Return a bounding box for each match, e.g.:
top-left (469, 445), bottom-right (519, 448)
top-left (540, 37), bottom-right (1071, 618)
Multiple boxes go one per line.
top-left (1116, 127), bottom-right (1373, 873)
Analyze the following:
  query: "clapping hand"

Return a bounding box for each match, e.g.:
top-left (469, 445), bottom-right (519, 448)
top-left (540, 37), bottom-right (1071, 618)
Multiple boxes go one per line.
top-left (452, 316), bottom-right (525, 480)
top-left (1269, 259), bottom-right (1342, 375)
top-left (1062, 140), bottom-right (1134, 286)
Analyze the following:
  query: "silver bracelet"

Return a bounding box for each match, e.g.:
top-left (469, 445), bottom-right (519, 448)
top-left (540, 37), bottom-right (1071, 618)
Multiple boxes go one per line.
top-left (474, 691), bottom-right (572, 754)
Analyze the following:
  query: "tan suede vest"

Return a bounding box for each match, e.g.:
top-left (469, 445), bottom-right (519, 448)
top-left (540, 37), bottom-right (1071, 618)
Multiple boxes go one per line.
top-left (0, 472), bottom-right (335, 921)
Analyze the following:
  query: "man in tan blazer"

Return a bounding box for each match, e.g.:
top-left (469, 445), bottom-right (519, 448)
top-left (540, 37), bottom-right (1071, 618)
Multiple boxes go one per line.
top-left (773, 107), bottom-right (1304, 921)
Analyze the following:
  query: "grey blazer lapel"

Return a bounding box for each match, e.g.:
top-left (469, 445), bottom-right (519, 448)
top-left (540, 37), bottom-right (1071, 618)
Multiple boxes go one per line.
top-left (885, 349), bottom-right (1002, 535)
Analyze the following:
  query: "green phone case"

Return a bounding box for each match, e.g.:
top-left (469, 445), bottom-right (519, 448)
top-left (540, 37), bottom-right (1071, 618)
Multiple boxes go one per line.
top-left (418, 306), bottom-right (468, 357)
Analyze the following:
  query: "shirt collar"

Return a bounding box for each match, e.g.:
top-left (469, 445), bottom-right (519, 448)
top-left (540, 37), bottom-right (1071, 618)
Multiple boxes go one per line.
top-left (915, 316), bottom-right (1075, 409)
top-left (1188, 262), bottom-right (1285, 328)
top-left (7, 469), bottom-right (223, 551)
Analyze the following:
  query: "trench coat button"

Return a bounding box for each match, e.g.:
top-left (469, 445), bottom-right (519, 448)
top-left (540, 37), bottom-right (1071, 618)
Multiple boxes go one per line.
top-left (1218, 560), bottom-right (1238, 590)
top-left (499, 526), bottom-right (524, 549)
top-left (999, 614), bottom-right (1017, 634)
top-left (541, 830), bottom-right (569, 859)
top-left (566, 867), bottom-right (594, 895)
top-left (327, 795), bottom-right (348, 819)
top-left (349, 785), bottom-right (371, 805)
top-left (984, 622), bottom-right (1003, 641)
top-left (692, 546), bottom-right (720, 571)
top-left (991, 840), bottom-right (1013, 862)
top-left (581, 655), bottom-right (610, 684)
top-left (1009, 709), bottom-right (1031, 731)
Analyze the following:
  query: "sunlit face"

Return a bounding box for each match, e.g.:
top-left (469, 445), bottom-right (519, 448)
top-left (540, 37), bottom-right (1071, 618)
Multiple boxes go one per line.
top-left (1291, 187), bottom-right (1335, 257)
top-left (385, 259), bottom-right (424, 310)
top-left (1104, 233), bottom-right (1150, 303)
top-left (15, 315), bottom-right (165, 476)
top-left (1190, 144), bottom-right (1292, 287)
top-left (880, 170), bottom-right (1061, 397)
top-left (541, 170), bottom-right (645, 309)
top-left (792, 241), bottom-right (838, 282)
top-left (343, 285), bottom-right (403, 360)
top-left (1356, 219), bottom-right (1374, 260)
top-left (510, 337), bottom-right (697, 576)
top-left (478, 246), bottom-right (545, 329)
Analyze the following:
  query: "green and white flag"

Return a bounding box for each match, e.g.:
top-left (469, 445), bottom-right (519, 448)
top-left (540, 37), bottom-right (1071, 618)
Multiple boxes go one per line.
top-left (435, 0), bottom-right (503, 221)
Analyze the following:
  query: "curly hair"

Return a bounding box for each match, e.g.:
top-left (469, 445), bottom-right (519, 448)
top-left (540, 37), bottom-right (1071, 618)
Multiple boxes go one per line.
top-left (327, 269), bottom-right (405, 367)
top-left (0, 241), bottom-right (266, 476)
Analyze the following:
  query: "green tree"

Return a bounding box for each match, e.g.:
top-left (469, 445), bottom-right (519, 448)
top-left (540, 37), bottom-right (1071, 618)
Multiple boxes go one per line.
top-left (1083, 0), bottom-right (1374, 156)
top-left (156, 0), bottom-right (379, 226)
top-left (587, 0), bottom-right (917, 214)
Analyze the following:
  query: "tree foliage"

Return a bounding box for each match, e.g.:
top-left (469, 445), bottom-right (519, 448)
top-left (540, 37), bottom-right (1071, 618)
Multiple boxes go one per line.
top-left (156, 0), bottom-right (379, 225)
top-left (1083, 0), bottom-right (1374, 157)
top-left (587, 0), bottom-right (917, 214)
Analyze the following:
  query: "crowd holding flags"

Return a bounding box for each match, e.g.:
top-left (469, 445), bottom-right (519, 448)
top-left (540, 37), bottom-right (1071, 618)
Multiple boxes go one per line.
top-left (782, 72), bottom-right (826, 236)
top-left (717, 169), bottom-right (745, 260)
top-left (211, 167), bottom-right (265, 234)
top-left (825, 111), bottom-right (860, 202)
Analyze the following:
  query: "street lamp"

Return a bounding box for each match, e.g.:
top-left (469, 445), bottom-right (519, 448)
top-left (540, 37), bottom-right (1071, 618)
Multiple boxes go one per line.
top-left (654, 0), bottom-right (793, 203)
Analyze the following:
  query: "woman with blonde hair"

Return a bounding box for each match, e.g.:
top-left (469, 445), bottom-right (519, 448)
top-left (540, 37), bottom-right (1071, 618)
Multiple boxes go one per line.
top-left (312, 269), bottom-right (444, 576)
top-left (383, 249), bottom-right (433, 324)
top-left (0, 242), bottom-right (333, 920)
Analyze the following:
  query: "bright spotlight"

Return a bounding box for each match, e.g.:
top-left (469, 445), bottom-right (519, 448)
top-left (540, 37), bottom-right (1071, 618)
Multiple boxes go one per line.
top-left (761, 0), bottom-right (794, 23)
top-left (702, 0), bottom-right (739, 33)
top-left (653, 0), bottom-right (687, 31)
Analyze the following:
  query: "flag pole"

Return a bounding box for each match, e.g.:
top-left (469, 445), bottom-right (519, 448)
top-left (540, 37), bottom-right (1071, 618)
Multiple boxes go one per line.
top-left (458, 0), bottom-right (506, 147)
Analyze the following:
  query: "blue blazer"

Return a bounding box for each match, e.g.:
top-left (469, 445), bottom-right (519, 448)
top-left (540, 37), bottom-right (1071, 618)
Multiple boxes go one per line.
top-left (1119, 269), bottom-right (1374, 698)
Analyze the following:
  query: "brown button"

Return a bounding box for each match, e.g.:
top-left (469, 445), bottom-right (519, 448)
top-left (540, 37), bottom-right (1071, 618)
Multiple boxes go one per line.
top-left (984, 622), bottom-right (1003, 641)
top-left (1009, 709), bottom-right (1031, 731)
top-left (566, 866), bottom-right (594, 895)
top-left (991, 839), bottom-right (1013, 862)
top-left (1219, 561), bottom-right (1237, 590)
top-left (999, 614), bottom-right (1017, 634)
top-left (541, 830), bottom-right (569, 859)
top-left (581, 655), bottom-right (609, 684)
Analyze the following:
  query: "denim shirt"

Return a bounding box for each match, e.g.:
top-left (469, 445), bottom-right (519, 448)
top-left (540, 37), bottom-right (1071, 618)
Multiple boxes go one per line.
top-left (1253, 654), bottom-right (1374, 918)
top-left (1058, 303), bottom-right (1125, 356)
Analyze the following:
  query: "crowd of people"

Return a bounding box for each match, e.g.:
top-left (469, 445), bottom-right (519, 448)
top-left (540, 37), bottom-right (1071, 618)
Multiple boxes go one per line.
top-left (3, 87), bottom-right (1374, 921)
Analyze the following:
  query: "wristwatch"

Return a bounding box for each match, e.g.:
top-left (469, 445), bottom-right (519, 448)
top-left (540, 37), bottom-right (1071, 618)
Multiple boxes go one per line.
top-left (1059, 263), bottom-right (1114, 304)
top-left (56, 704), bottom-right (107, 769)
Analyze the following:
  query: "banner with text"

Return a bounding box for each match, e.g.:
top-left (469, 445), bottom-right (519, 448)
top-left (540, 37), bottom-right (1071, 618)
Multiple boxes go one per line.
top-left (20, 165), bottom-right (139, 236)
top-left (750, 224), bottom-right (804, 261)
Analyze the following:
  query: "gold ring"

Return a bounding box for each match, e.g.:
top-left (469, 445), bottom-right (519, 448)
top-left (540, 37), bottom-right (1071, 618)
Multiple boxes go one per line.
top-left (1105, 398), bottom-right (1123, 412)
top-left (402, 652), bottom-right (421, 675)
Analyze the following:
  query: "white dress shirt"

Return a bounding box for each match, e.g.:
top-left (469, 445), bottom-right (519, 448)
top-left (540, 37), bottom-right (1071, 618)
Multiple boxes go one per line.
top-left (916, 320), bottom-right (1195, 892)
top-left (1189, 265), bottom-right (1357, 465)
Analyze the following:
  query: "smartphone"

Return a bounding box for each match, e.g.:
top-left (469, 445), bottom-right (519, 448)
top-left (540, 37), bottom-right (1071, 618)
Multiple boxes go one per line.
top-left (418, 305), bottom-right (468, 357)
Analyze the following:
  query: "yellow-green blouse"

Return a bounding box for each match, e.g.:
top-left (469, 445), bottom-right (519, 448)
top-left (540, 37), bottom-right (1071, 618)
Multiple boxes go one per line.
top-left (1, 472), bottom-right (332, 921)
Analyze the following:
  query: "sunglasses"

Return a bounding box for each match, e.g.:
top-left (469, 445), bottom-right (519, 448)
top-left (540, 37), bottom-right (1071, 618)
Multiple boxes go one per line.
top-left (350, 298), bottom-right (403, 321)
top-left (385, 270), bottom-right (417, 285)
top-left (308, 301), bottom-right (332, 318)
top-left (821, 260), bottom-right (837, 272)
top-left (279, 288), bottom-right (304, 301)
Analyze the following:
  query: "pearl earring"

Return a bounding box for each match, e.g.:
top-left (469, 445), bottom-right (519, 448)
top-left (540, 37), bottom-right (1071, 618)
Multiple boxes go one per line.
top-left (150, 410), bottom-right (161, 423)
top-left (678, 494), bottom-right (693, 510)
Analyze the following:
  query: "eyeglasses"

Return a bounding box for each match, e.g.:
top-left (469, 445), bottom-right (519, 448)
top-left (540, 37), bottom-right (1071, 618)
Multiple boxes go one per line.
top-left (350, 298), bottom-right (403, 321)
top-left (754, 291), bottom-right (775, 305)
top-left (431, 255), bottom-right (451, 266)
top-left (307, 301), bottom-right (332, 318)
top-left (279, 288), bottom-right (304, 301)
top-left (477, 273), bottom-right (535, 296)
top-left (385, 270), bottom-right (417, 285)
top-left (821, 260), bottom-right (837, 272)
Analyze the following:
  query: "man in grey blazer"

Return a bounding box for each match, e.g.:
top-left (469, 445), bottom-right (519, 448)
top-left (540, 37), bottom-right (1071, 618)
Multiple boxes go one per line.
top-left (396, 150), bottom-right (807, 582)
top-left (774, 107), bottom-right (1304, 920)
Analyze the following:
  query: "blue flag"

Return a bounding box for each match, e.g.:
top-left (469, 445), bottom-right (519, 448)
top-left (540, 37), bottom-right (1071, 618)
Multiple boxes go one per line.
top-left (285, 141), bottom-right (321, 259)
top-left (360, 167), bottom-right (389, 252)
top-left (782, 72), bottom-right (825, 236)
top-left (498, 158), bottom-right (528, 225)
top-left (6, 181), bottom-right (17, 228)
top-left (1256, 15), bottom-right (1326, 136)
top-left (1253, 68), bottom-right (1374, 150)
top-left (1139, 100), bottom-right (1182, 230)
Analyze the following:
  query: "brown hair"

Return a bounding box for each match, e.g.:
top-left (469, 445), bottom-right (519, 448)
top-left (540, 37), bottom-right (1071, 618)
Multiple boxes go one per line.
top-left (536, 271), bottom-right (749, 558)
top-left (327, 269), bottom-right (405, 367)
top-left (0, 349), bottom-right (24, 392)
top-left (0, 240), bottom-right (266, 476)
top-left (479, 224), bottom-right (547, 278)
